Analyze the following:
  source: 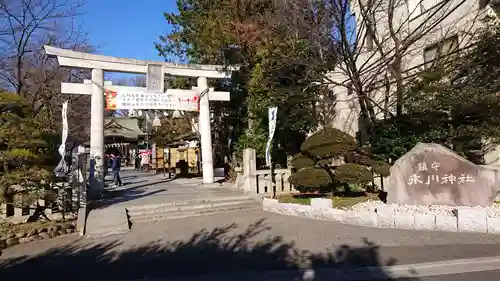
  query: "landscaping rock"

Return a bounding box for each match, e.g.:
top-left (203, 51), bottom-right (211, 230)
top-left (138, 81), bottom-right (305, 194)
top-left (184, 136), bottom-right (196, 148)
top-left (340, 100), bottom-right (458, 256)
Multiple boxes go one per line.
top-left (49, 230), bottom-right (58, 237)
top-left (2, 233), bottom-right (15, 240)
top-left (435, 216), bottom-right (458, 232)
top-left (395, 214), bottom-right (415, 229)
top-left (38, 227), bottom-right (48, 233)
top-left (487, 217), bottom-right (500, 233)
top-left (57, 230), bottom-right (66, 236)
top-left (344, 211), bottom-right (377, 227)
top-left (6, 237), bottom-right (19, 246)
top-left (262, 198), bottom-right (279, 208)
top-left (15, 231), bottom-right (27, 238)
top-left (376, 205), bottom-right (395, 228)
top-left (27, 228), bottom-right (38, 236)
top-left (387, 143), bottom-right (499, 206)
top-left (65, 228), bottom-right (74, 234)
top-left (0, 239), bottom-right (6, 250)
top-left (18, 237), bottom-right (29, 244)
top-left (38, 232), bottom-right (52, 239)
top-left (28, 235), bottom-right (39, 242)
top-left (311, 198), bottom-right (333, 209)
top-left (457, 208), bottom-right (487, 232)
top-left (414, 214), bottom-right (436, 230)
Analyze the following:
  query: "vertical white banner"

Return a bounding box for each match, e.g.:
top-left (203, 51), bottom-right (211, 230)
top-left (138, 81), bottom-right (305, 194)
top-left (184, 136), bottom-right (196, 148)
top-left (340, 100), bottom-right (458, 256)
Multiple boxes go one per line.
top-left (54, 101), bottom-right (69, 176)
top-left (265, 107), bottom-right (278, 167)
top-left (58, 101), bottom-right (69, 157)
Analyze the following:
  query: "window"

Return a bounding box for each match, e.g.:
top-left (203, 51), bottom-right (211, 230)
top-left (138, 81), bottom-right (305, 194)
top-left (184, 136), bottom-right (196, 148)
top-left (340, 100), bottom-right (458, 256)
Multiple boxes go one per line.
top-left (347, 83), bottom-right (353, 96)
top-left (479, 0), bottom-right (490, 9)
top-left (365, 28), bottom-right (374, 50)
top-left (423, 35), bottom-right (459, 69)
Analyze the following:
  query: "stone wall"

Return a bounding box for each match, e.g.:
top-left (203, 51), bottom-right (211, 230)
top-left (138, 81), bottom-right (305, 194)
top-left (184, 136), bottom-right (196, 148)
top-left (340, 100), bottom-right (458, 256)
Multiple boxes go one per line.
top-left (262, 198), bottom-right (500, 234)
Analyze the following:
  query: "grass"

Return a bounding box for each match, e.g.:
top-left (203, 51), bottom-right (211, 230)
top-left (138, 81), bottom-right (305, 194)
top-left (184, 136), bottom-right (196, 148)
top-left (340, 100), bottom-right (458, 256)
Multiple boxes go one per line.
top-left (277, 192), bottom-right (381, 209)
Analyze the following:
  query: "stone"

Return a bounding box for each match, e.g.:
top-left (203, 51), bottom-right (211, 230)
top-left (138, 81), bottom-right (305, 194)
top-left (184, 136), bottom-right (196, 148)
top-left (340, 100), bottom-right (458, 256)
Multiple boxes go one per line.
top-left (0, 239), bottom-right (6, 250)
top-left (395, 214), bottom-right (415, 229)
top-left (49, 230), bottom-right (58, 237)
top-left (414, 214), bottom-right (436, 230)
top-left (2, 233), bottom-right (15, 240)
top-left (376, 205), bottom-right (395, 228)
top-left (310, 198), bottom-right (333, 209)
top-left (435, 216), bottom-right (458, 232)
top-left (38, 227), bottom-right (48, 233)
top-left (387, 143), bottom-right (499, 206)
top-left (344, 211), bottom-right (377, 227)
top-left (65, 228), bottom-right (74, 234)
top-left (28, 235), bottom-right (38, 242)
top-left (457, 208), bottom-right (487, 233)
top-left (18, 237), bottom-right (29, 244)
top-left (38, 232), bottom-right (52, 239)
top-left (27, 228), bottom-right (38, 236)
top-left (15, 231), bottom-right (27, 238)
top-left (262, 198), bottom-right (279, 208)
top-left (487, 217), bottom-right (500, 233)
top-left (57, 230), bottom-right (66, 236)
top-left (61, 223), bottom-right (73, 230)
top-left (5, 237), bottom-right (19, 246)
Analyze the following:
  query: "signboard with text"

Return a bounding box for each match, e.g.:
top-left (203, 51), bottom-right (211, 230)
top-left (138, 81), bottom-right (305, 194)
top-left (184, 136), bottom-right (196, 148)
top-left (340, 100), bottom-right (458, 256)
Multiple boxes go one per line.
top-left (106, 90), bottom-right (199, 111)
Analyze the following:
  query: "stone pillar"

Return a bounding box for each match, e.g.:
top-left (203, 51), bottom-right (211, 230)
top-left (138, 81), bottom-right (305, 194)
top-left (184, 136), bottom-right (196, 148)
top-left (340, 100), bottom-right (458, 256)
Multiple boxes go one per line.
top-left (89, 68), bottom-right (105, 197)
top-left (243, 148), bottom-right (257, 193)
top-left (197, 77), bottom-right (214, 184)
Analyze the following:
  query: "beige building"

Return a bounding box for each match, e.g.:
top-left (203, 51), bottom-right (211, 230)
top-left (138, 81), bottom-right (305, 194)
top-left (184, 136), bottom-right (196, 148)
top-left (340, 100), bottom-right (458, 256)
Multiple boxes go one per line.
top-left (328, 0), bottom-right (500, 163)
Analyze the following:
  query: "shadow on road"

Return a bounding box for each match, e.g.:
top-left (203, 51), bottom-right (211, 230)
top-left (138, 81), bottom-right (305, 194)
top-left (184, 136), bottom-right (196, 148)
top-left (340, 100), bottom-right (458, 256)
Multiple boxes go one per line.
top-left (0, 219), bottom-right (420, 281)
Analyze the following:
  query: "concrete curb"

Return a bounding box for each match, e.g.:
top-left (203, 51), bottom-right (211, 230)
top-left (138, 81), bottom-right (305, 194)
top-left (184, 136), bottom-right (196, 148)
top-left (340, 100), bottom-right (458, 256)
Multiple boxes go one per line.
top-left (261, 198), bottom-right (500, 234)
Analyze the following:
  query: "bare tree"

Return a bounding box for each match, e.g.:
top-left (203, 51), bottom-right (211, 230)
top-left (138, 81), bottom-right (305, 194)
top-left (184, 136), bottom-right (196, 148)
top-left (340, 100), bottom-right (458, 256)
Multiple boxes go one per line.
top-left (0, 0), bottom-right (93, 145)
top-left (315, 0), bottom-right (484, 132)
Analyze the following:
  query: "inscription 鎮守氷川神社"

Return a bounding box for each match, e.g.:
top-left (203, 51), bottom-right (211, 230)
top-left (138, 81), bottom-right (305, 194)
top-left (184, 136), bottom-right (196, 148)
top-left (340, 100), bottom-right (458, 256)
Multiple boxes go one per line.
top-left (407, 161), bottom-right (475, 186)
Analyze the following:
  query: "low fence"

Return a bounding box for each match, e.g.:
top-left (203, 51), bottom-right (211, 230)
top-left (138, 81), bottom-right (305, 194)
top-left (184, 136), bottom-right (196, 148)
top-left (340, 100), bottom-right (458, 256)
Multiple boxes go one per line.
top-left (0, 153), bottom-right (88, 223)
top-left (232, 148), bottom-right (297, 196)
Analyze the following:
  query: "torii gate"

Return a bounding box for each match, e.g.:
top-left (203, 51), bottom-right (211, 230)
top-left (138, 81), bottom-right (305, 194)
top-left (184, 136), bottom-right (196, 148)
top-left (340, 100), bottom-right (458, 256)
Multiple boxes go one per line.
top-left (43, 46), bottom-right (238, 196)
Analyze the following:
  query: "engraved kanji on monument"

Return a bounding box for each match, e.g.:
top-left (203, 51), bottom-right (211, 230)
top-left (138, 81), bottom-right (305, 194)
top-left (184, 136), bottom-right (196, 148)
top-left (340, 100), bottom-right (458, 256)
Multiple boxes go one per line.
top-left (387, 143), bottom-right (500, 206)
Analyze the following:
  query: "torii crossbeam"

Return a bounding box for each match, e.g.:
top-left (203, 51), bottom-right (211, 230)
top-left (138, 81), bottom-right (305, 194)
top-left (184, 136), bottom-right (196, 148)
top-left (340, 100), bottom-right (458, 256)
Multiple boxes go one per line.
top-left (44, 46), bottom-right (238, 197)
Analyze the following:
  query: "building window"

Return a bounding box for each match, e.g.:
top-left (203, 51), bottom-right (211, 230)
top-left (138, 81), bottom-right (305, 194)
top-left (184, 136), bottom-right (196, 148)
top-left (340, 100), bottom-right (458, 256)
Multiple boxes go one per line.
top-left (347, 83), bottom-right (353, 96)
top-left (423, 35), bottom-right (459, 69)
top-left (365, 28), bottom-right (374, 50)
top-left (479, 0), bottom-right (489, 9)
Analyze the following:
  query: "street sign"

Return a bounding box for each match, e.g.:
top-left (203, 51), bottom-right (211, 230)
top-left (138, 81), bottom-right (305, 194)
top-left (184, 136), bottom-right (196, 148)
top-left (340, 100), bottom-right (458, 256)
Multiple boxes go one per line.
top-left (106, 91), bottom-right (199, 111)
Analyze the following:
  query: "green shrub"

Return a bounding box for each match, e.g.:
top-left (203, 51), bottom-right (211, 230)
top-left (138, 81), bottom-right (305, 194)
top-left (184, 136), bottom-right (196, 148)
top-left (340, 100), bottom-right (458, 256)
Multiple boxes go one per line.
top-left (288, 127), bottom-right (390, 194)
top-left (300, 128), bottom-right (356, 158)
top-left (291, 153), bottom-right (315, 170)
top-left (334, 163), bottom-right (373, 185)
top-left (289, 167), bottom-right (333, 193)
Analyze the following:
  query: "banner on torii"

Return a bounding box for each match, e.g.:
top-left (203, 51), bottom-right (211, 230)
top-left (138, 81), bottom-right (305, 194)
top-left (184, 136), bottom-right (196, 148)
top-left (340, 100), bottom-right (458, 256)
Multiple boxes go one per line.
top-left (105, 90), bottom-right (199, 111)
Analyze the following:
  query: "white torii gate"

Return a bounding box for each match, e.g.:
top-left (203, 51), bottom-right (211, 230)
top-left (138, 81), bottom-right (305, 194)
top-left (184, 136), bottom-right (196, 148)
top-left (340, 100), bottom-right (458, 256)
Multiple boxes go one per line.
top-left (44, 46), bottom-right (238, 196)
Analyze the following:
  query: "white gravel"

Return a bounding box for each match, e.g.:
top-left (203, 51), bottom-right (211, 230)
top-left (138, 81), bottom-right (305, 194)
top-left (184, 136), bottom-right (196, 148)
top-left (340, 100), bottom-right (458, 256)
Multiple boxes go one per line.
top-left (346, 200), bottom-right (500, 218)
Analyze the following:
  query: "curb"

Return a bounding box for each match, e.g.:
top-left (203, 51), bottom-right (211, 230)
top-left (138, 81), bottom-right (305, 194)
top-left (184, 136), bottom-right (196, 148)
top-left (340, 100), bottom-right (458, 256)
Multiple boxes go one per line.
top-left (262, 198), bottom-right (500, 234)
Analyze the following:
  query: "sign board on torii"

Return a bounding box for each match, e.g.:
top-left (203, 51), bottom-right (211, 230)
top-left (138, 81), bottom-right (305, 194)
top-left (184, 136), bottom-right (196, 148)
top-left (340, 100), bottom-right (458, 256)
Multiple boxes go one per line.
top-left (43, 45), bottom-right (238, 196)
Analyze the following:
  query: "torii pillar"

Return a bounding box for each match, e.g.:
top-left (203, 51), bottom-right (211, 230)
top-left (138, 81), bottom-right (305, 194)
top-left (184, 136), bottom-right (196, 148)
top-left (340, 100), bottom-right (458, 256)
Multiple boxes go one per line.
top-left (44, 45), bottom-right (237, 195)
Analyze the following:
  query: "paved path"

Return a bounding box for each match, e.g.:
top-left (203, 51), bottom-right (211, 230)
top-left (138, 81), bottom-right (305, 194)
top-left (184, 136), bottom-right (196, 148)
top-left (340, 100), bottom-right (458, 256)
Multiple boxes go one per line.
top-left (97, 169), bottom-right (237, 209)
top-left (3, 209), bottom-right (500, 280)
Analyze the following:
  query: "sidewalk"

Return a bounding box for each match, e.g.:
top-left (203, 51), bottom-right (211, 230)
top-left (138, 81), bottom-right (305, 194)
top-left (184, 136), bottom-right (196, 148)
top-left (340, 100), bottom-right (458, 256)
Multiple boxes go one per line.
top-left (97, 169), bottom-right (241, 209)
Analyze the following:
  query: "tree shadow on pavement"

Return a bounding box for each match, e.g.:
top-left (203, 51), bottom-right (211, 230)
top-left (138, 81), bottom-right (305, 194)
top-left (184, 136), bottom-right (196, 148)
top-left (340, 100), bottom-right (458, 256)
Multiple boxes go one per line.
top-left (0, 219), bottom-right (420, 281)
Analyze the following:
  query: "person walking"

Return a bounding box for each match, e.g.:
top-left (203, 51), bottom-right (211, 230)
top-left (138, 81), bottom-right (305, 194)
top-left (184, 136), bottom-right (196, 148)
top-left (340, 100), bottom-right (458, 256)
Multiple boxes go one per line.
top-left (134, 153), bottom-right (141, 171)
top-left (111, 152), bottom-right (123, 187)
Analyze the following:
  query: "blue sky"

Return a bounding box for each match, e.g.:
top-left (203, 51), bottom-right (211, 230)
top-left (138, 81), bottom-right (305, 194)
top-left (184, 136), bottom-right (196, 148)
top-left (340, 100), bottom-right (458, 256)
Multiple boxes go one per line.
top-left (80, 0), bottom-right (178, 61)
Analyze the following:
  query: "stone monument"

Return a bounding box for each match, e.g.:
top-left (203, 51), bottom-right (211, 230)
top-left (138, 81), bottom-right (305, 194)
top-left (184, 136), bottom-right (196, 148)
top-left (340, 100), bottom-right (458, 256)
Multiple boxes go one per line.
top-left (387, 143), bottom-right (500, 206)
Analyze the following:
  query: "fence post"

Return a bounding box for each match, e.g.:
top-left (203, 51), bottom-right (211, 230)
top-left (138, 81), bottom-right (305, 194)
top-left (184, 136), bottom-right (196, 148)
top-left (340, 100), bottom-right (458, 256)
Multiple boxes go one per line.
top-left (243, 148), bottom-right (257, 193)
